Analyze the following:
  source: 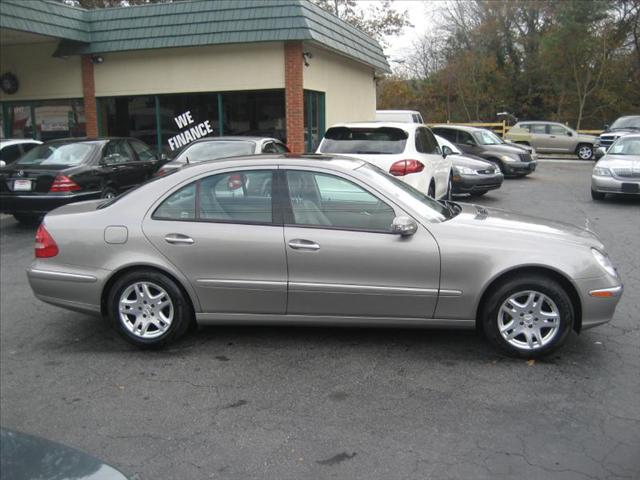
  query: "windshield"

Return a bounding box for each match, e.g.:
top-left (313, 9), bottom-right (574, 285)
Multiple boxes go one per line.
top-left (174, 140), bottom-right (256, 163)
top-left (320, 127), bottom-right (408, 154)
top-left (608, 137), bottom-right (640, 155)
top-left (473, 130), bottom-right (504, 145)
top-left (15, 142), bottom-right (95, 167)
top-left (356, 163), bottom-right (450, 222)
top-left (610, 116), bottom-right (640, 130)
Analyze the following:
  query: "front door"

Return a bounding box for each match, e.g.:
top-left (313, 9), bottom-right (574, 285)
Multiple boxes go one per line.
top-left (281, 168), bottom-right (441, 318)
top-left (142, 168), bottom-right (287, 314)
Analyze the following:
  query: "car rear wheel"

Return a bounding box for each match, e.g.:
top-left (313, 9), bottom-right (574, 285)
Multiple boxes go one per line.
top-left (107, 269), bottom-right (193, 348)
top-left (481, 274), bottom-right (573, 358)
top-left (591, 188), bottom-right (606, 200)
top-left (577, 144), bottom-right (594, 160)
top-left (13, 213), bottom-right (42, 225)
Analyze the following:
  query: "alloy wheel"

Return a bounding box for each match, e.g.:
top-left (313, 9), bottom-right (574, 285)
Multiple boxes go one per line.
top-left (497, 290), bottom-right (560, 350)
top-left (118, 281), bottom-right (174, 339)
top-left (578, 145), bottom-right (593, 160)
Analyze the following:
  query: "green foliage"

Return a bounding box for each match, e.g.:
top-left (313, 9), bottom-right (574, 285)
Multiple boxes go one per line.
top-left (382, 0), bottom-right (640, 129)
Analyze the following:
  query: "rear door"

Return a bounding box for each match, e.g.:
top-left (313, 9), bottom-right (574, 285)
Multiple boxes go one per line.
top-left (282, 168), bottom-right (441, 318)
top-left (128, 139), bottom-right (159, 179)
top-left (529, 124), bottom-right (549, 150)
top-left (100, 140), bottom-right (142, 191)
top-left (548, 124), bottom-right (574, 152)
top-left (142, 168), bottom-right (287, 314)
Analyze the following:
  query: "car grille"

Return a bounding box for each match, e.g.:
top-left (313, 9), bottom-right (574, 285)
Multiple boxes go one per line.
top-left (519, 153), bottom-right (532, 162)
top-left (612, 168), bottom-right (640, 179)
top-left (598, 134), bottom-right (619, 147)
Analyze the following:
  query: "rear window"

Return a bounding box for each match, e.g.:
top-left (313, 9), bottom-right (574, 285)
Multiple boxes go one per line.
top-left (15, 142), bottom-right (95, 167)
top-left (174, 140), bottom-right (256, 164)
top-left (320, 127), bottom-right (408, 155)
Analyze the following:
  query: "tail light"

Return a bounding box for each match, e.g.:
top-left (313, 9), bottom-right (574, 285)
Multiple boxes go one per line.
top-left (35, 224), bottom-right (59, 258)
top-left (389, 160), bottom-right (425, 177)
top-left (49, 175), bottom-right (81, 192)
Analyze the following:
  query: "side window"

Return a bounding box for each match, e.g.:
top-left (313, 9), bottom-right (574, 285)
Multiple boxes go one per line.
top-left (130, 140), bottom-right (156, 161)
top-left (262, 142), bottom-right (278, 154)
top-left (549, 125), bottom-right (567, 135)
top-left (153, 183), bottom-right (197, 220)
top-left (103, 140), bottom-right (135, 164)
top-left (519, 124), bottom-right (531, 132)
top-left (415, 127), bottom-right (439, 154)
top-left (432, 128), bottom-right (456, 143)
top-left (286, 170), bottom-right (395, 232)
top-left (458, 131), bottom-right (474, 145)
top-left (200, 170), bottom-right (272, 223)
top-left (21, 143), bottom-right (39, 155)
top-left (0, 145), bottom-right (22, 163)
top-left (531, 124), bottom-right (546, 134)
top-left (412, 114), bottom-right (421, 123)
top-left (274, 142), bottom-right (289, 153)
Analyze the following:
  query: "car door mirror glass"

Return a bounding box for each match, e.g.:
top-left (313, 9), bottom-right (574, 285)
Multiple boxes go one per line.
top-left (391, 216), bottom-right (417, 236)
top-left (442, 146), bottom-right (453, 157)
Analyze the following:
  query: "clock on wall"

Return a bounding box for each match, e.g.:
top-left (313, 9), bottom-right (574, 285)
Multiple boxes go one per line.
top-left (0, 72), bottom-right (19, 94)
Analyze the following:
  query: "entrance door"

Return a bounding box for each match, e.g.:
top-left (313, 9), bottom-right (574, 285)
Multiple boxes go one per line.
top-left (304, 90), bottom-right (325, 153)
top-left (282, 168), bottom-right (441, 318)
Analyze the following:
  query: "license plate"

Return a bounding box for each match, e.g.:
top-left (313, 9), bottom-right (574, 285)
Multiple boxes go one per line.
top-left (621, 183), bottom-right (639, 193)
top-left (13, 179), bottom-right (32, 191)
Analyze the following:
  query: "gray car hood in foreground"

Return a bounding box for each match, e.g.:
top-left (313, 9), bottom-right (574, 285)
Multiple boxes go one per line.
top-left (447, 203), bottom-right (602, 249)
top-left (595, 154), bottom-right (640, 169)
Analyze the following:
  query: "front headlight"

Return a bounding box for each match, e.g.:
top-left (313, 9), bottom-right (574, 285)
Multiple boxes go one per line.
top-left (593, 166), bottom-right (611, 176)
top-left (500, 154), bottom-right (517, 163)
top-left (455, 166), bottom-right (478, 175)
top-left (592, 248), bottom-right (618, 277)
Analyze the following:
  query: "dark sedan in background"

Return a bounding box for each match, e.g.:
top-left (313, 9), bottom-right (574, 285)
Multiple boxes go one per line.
top-left (435, 134), bottom-right (504, 197)
top-left (432, 125), bottom-right (537, 177)
top-left (0, 137), bottom-right (159, 224)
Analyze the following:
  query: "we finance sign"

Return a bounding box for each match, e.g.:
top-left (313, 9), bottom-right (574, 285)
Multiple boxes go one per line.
top-left (168, 111), bottom-right (214, 151)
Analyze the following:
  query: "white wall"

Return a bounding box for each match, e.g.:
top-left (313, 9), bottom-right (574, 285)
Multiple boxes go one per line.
top-left (0, 42), bottom-right (82, 101)
top-left (94, 42), bottom-right (285, 97)
top-left (302, 44), bottom-right (377, 127)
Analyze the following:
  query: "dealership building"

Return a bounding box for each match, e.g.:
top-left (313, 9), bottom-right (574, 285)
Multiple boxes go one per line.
top-left (0, 0), bottom-right (389, 153)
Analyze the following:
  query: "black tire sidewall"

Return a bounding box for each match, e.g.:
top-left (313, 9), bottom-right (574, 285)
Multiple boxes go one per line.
top-left (577, 144), bottom-right (593, 160)
top-left (107, 269), bottom-right (192, 348)
top-left (101, 187), bottom-right (118, 199)
top-left (482, 275), bottom-right (574, 358)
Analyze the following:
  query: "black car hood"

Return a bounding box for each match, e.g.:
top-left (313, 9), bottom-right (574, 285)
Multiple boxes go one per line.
top-left (449, 153), bottom-right (495, 170)
top-left (0, 428), bottom-right (129, 480)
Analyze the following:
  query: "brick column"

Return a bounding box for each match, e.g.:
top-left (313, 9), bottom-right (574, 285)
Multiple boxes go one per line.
top-left (81, 55), bottom-right (98, 137)
top-left (284, 41), bottom-right (304, 154)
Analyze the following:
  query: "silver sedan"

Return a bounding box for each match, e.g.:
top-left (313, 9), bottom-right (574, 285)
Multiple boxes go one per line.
top-left (591, 134), bottom-right (640, 199)
top-left (27, 155), bottom-right (623, 357)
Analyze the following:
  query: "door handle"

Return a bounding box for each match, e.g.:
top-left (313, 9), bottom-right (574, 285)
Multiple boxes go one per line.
top-left (164, 234), bottom-right (194, 245)
top-left (288, 239), bottom-right (320, 251)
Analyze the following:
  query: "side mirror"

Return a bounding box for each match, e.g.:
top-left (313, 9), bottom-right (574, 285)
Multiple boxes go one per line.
top-left (604, 124), bottom-right (610, 131)
top-left (567, 131), bottom-right (573, 137)
top-left (0, 160), bottom-right (6, 168)
top-left (391, 216), bottom-right (418, 236)
top-left (442, 146), bottom-right (453, 157)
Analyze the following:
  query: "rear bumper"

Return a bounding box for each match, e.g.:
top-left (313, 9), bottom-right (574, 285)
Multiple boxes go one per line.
top-left (0, 191), bottom-right (101, 215)
top-left (591, 175), bottom-right (640, 195)
top-left (504, 161), bottom-right (537, 176)
top-left (452, 173), bottom-right (504, 194)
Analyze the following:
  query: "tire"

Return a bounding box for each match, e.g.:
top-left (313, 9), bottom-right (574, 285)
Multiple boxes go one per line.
top-left (469, 191), bottom-right (487, 197)
top-left (101, 187), bottom-right (118, 199)
top-left (428, 182), bottom-right (436, 198)
top-left (107, 269), bottom-right (194, 348)
top-left (576, 144), bottom-right (594, 160)
top-left (481, 274), bottom-right (574, 358)
top-left (13, 213), bottom-right (42, 225)
top-left (591, 188), bottom-right (605, 201)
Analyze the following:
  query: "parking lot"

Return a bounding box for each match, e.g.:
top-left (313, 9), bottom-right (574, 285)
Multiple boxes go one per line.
top-left (0, 160), bottom-right (638, 480)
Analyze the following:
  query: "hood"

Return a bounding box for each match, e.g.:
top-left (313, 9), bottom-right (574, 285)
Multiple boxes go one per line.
top-left (447, 203), bottom-right (603, 249)
top-left (596, 154), bottom-right (640, 169)
top-left (578, 134), bottom-right (597, 142)
top-left (505, 141), bottom-right (534, 153)
top-left (480, 143), bottom-right (529, 155)
top-left (450, 154), bottom-right (495, 170)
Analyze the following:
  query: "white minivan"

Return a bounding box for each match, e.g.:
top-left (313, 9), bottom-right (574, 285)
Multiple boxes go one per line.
top-left (375, 110), bottom-right (424, 124)
top-left (316, 122), bottom-right (452, 200)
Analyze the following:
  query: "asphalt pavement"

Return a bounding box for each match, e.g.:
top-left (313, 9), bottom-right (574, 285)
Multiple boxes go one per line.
top-left (1, 161), bottom-right (639, 480)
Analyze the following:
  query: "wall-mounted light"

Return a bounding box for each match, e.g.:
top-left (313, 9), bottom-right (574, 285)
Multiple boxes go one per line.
top-left (302, 51), bottom-right (313, 67)
top-left (91, 55), bottom-right (104, 64)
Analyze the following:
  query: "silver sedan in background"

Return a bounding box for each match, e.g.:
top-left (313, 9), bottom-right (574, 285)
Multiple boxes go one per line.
top-left (591, 134), bottom-right (640, 200)
top-left (27, 155), bottom-right (622, 357)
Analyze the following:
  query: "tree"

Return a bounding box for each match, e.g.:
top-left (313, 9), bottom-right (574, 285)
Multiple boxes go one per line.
top-left (311, 0), bottom-right (410, 44)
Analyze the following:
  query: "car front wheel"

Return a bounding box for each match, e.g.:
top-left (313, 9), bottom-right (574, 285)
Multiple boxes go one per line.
top-left (481, 274), bottom-right (573, 358)
top-left (577, 144), bottom-right (594, 160)
top-left (107, 269), bottom-right (193, 348)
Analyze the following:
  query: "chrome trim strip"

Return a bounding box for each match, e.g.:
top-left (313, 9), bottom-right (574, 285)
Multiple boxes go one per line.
top-left (589, 285), bottom-right (623, 297)
top-left (197, 279), bottom-right (286, 288)
top-left (28, 268), bottom-right (97, 283)
top-left (439, 289), bottom-right (463, 297)
top-left (290, 282), bottom-right (438, 295)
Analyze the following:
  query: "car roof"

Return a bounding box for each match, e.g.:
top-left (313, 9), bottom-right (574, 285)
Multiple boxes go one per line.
top-left (0, 139), bottom-right (42, 147)
top-left (431, 124), bottom-right (487, 132)
top-left (327, 122), bottom-right (419, 130)
top-left (515, 121), bottom-right (566, 125)
top-left (185, 136), bottom-right (281, 144)
top-left (376, 110), bottom-right (421, 114)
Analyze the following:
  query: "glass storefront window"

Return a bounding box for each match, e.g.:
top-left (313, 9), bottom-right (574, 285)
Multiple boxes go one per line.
top-left (7, 105), bottom-right (33, 139)
top-left (304, 90), bottom-right (325, 153)
top-left (222, 90), bottom-right (285, 142)
top-left (99, 96), bottom-right (157, 148)
top-left (35, 100), bottom-right (85, 141)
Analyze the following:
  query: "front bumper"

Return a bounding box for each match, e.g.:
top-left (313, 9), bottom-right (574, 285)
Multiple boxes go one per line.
top-left (504, 160), bottom-right (537, 176)
top-left (575, 276), bottom-right (624, 330)
top-left (452, 172), bottom-right (504, 194)
top-left (591, 175), bottom-right (640, 195)
top-left (0, 191), bottom-right (101, 215)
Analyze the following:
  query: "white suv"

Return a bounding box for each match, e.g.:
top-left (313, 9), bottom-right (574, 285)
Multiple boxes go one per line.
top-left (316, 122), bottom-right (452, 199)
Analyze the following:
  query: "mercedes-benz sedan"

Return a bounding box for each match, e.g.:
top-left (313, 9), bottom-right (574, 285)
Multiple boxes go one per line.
top-left (27, 155), bottom-right (623, 357)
